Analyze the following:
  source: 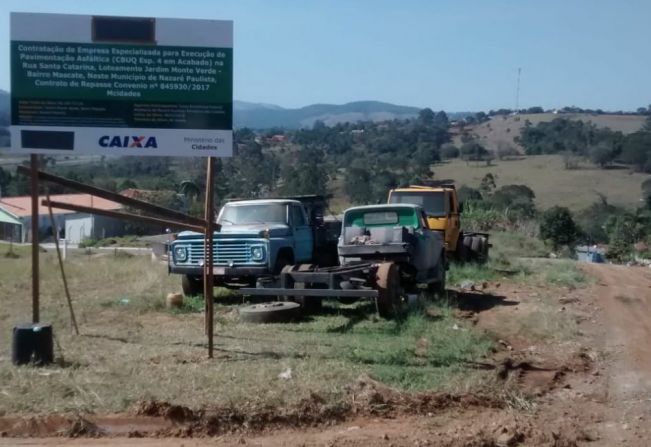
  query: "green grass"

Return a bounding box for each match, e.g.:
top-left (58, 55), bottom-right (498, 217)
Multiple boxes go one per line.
top-left (540, 260), bottom-right (588, 289)
top-left (490, 231), bottom-right (548, 259)
top-left (78, 235), bottom-right (150, 248)
top-left (333, 306), bottom-right (493, 390)
top-left (0, 252), bottom-right (495, 415)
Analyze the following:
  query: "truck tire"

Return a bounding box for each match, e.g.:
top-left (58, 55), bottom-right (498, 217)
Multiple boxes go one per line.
top-left (239, 302), bottom-right (301, 323)
top-left (375, 262), bottom-right (402, 319)
top-left (292, 264), bottom-right (323, 314)
top-left (470, 236), bottom-right (488, 264)
top-left (274, 251), bottom-right (294, 275)
top-left (428, 253), bottom-right (447, 297)
top-left (462, 236), bottom-right (474, 262)
top-left (182, 275), bottom-right (204, 297)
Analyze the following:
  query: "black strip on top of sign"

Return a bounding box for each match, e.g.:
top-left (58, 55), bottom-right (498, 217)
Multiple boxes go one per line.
top-left (21, 130), bottom-right (75, 151)
top-left (92, 16), bottom-right (156, 44)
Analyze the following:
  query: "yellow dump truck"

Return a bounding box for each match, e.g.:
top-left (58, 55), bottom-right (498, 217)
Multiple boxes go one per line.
top-left (387, 182), bottom-right (489, 262)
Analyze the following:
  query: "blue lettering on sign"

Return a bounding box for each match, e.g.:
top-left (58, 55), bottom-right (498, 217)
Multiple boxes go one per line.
top-left (98, 136), bottom-right (158, 148)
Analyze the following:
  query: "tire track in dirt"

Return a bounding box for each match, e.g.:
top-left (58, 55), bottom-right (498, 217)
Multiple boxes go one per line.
top-left (582, 263), bottom-right (651, 445)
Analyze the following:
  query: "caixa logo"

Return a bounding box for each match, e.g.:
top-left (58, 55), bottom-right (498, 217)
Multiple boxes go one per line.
top-left (98, 136), bottom-right (158, 148)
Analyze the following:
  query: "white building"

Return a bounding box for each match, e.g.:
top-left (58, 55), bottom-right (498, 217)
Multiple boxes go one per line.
top-left (0, 194), bottom-right (124, 243)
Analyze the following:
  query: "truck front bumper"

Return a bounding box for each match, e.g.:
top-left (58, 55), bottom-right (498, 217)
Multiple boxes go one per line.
top-left (170, 265), bottom-right (270, 277)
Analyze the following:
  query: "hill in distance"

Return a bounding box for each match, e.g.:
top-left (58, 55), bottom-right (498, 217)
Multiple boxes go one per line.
top-left (457, 112), bottom-right (646, 152)
top-left (234, 100), bottom-right (422, 128)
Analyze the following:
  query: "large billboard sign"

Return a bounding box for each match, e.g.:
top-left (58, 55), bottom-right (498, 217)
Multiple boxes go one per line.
top-left (10, 12), bottom-right (233, 157)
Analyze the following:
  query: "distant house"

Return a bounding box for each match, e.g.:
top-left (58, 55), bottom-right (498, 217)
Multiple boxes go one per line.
top-left (0, 194), bottom-right (123, 243)
top-left (269, 134), bottom-right (286, 143)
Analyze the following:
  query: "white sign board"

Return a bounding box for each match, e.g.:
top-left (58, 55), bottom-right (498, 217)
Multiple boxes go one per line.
top-left (10, 12), bottom-right (233, 157)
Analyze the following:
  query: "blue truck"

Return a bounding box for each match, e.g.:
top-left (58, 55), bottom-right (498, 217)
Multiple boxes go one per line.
top-left (168, 196), bottom-right (339, 295)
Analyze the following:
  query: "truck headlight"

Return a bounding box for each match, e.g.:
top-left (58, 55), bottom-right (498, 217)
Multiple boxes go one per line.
top-left (250, 246), bottom-right (265, 261)
top-left (174, 246), bottom-right (188, 262)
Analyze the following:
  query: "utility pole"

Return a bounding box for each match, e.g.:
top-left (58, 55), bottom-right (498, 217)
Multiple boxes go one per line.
top-left (515, 67), bottom-right (522, 114)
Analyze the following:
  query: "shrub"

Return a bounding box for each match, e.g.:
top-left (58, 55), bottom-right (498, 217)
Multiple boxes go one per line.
top-left (440, 144), bottom-right (460, 159)
top-left (539, 207), bottom-right (579, 250)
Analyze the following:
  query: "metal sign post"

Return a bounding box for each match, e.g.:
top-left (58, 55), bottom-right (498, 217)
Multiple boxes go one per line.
top-left (30, 155), bottom-right (39, 323)
top-left (204, 157), bottom-right (216, 358)
top-left (11, 13), bottom-right (233, 359)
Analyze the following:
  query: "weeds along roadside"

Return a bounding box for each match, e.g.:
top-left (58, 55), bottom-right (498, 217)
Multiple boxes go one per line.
top-left (0, 239), bottom-right (588, 414)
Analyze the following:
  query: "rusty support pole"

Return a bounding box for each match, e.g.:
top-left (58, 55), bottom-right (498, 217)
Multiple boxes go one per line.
top-left (17, 166), bottom-right (206, 228)
top-left (30, 154), bottom-right (39, 323)
top-left (41, 200), bottom-right (205, 233)
top-left (46, 193), bottom-right (79, 335)
top-left (204, 157), bottom-right (215, 358)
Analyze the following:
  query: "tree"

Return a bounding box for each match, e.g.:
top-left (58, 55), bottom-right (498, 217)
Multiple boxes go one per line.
top-left (539, 206), bottom-right (579, 250)
top-left (643, 178), bottom-right (651, 209)
top-left (179, 180), bottom-right (201, 203)
top-left (621, 132), bottom-right (651, 171)
top-left (418, 108), bottom-right (435, 125)
top-left (433, 111), bottom-right (449, 128)
top-left (490, 184), bottom-right (536, 219)
top-left (118, 179), bottom-right (138, 191)
top-left (0, 166), bottom-right (11, 196)
top-left (344, 166), bottom-right (373, 204)
top-left (605, 211), bottom-right (649, 261)
top-left (457, 185), bottom-right (482, 205)
top-left (644, 115), bottom-right (651, 132)
top-left (479, 173), bottom-right (497, 195)
top-left (279, 145), bottom-right (328, 196)
top-left (440, 144), bottom-right (460, 159)
top-left (589, 142), bottom-right (617, 168)
top-left (576, 196), bottom-right (620, 243)
top-left (460, 141), bottom-right (489, 161)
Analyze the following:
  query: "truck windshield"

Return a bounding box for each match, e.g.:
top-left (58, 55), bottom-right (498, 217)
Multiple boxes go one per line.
top-left (389, 191), bottom-right (446, 217)
top-left (218, 203), bottom-right (287, 225)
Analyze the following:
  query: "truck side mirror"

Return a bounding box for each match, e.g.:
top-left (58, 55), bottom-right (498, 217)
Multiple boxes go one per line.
top-left (458, 202), bottom-right (464, 213)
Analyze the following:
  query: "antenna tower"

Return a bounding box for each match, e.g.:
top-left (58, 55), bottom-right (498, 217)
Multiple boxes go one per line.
top-left (515, 67), bottom-right (521, 113)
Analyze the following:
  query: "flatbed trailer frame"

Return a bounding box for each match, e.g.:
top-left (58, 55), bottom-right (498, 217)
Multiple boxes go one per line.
top-left (240, 263), bottom-right (379, 299)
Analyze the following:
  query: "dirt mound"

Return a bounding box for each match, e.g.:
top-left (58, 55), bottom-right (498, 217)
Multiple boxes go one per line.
top-left (133, 392), bottom-right (349, 437)
top-left (127, 376), bottom-right (503, 437)
top-left (345, 375), bottom-right (502, 416)
top-left (431, 413), bottom-right (592, 447)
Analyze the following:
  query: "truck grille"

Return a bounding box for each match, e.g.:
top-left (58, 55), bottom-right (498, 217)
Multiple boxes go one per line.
top-left (186, 240), bottom-right (263, 265)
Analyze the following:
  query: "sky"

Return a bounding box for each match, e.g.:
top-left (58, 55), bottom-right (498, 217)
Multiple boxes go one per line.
top-left (1, 0), bottom-right (650, 112)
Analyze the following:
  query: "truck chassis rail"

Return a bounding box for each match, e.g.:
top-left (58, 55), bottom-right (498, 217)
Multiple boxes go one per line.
top-left (240, 262), bottom-right (379, 299)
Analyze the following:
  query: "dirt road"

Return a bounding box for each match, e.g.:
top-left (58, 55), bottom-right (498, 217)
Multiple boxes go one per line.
top-left (581, 263), bottom-right (651, 445)
top-left (4, 262), bottom-right (651, 446)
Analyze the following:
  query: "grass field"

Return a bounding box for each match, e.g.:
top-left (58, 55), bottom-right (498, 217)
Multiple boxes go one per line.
top-left (0, 247), bottom-right (495, 415)
top-left (0, 241), bottom-right (589, 415)
top-left (434, 154), bottom-right (650, 211)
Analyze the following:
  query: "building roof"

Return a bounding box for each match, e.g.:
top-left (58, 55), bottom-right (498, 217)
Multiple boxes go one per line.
top-left (0, 208), bottom-right (22, 226)
top-left (0, 194), bottom-right (122, 218)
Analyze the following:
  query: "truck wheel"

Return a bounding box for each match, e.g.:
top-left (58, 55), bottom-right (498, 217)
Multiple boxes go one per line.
top-left (293, 264), bottom-right (323, 314)
top-left (428, 253), bottom-right (447, 297)
top-left (274, 251), bottom-right (294, 275)
top-left (462, 236), bottom-right (473, 262)
top-left (470, 236), bottom-right (488, 263)
top-left (239, 301), bottom-right (301, 323)
top-left (375, 262), bottom-right (402, 319)
top-left (182, 275), bottom-right (204, 297)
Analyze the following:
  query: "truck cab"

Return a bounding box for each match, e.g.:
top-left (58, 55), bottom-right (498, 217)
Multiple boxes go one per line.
top-left (338, 203), bottom-right (445, 288)
top-left (388, 184), bottom-right (461, 251)
top-left (170, 199), bottom-right (315, 294)
top-left (388, 183), bottom-right (489, 262)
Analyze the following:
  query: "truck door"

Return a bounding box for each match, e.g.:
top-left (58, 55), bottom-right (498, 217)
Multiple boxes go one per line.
top-left (291, 205), bottom-right (313, 262)
top-left (447, 190), bottom-right (461, 250)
